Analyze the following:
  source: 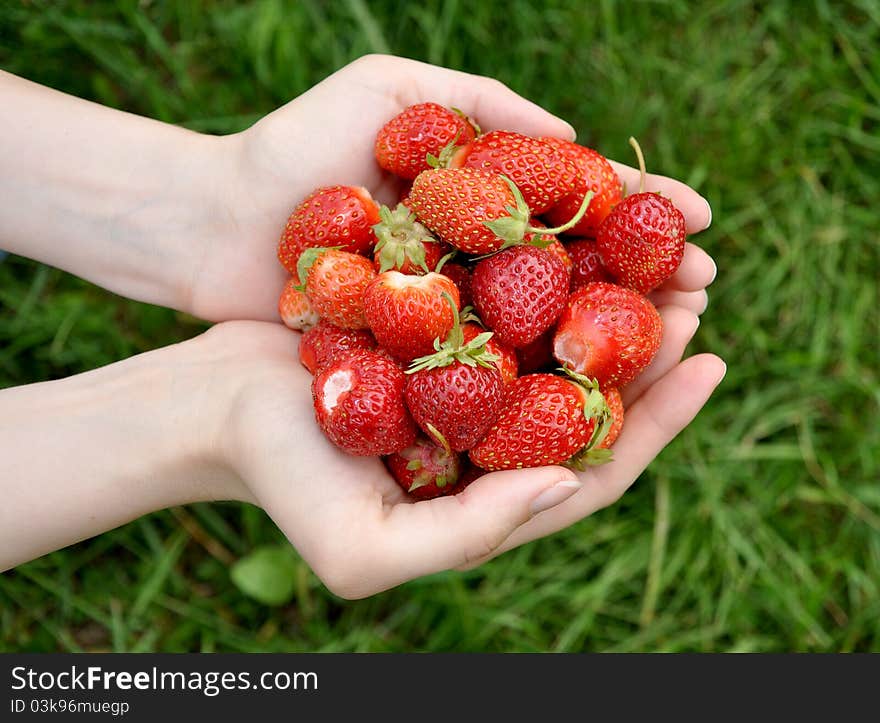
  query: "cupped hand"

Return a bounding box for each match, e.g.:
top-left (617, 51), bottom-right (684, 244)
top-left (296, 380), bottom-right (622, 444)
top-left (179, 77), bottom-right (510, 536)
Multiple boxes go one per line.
top-left (210, 312), bottom-right (723, 599)
top-left (188, 54), bottom-right (715, 323)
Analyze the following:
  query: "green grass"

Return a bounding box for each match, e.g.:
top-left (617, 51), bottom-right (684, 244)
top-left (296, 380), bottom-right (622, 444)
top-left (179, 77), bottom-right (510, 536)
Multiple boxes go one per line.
top-left (1, 0), bottom-right (878, 652)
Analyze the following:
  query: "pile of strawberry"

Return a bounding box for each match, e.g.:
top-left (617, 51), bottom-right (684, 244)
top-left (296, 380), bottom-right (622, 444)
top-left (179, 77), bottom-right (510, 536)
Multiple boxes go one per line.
top-left (276, 102), bottom-right (686, 500)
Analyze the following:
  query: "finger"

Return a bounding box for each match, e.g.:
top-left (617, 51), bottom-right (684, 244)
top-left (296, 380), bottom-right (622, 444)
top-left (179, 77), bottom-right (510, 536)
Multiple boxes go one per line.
top-left (462, 354), bottom-right (726, 567)
top-left (647, 289), bottom-right (709, 316)
top-left (654, 242), bottom-right (717, 293)
top-left (355, 465), bottom-right (582, 595)
top-left (608, 160), bottom-right (712, 234)
top-left (621, 306), bottom-right (701, 406)
top-left (388, 56), bottom-right (577, 140)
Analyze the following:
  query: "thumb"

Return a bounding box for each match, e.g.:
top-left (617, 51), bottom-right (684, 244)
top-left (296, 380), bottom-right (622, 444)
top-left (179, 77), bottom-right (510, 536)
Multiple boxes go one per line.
top-left (373, 465), bottom-right (582, 586)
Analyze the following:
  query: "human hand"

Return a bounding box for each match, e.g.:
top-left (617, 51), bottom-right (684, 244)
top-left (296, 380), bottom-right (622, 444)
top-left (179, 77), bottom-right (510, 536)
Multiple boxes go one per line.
top-left (188, 54), bottom-right (715, 322)
top-left (203, 314), bottom-right (723, 599)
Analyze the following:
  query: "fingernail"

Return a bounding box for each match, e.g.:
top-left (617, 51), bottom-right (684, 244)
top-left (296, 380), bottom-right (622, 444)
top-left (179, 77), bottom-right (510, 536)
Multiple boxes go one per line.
top-left (530, 479), bottom-right (582, 516)
top-left (708, 257), bottom-right (717, 285)
top-left (702, 197), bottom-right (713, 230)
top-left (717, 360), bottom-right (728, 382)
top-left (700, 292), bottom-right (709, 315)
top-left (559, 119), bottom-right (577, 142)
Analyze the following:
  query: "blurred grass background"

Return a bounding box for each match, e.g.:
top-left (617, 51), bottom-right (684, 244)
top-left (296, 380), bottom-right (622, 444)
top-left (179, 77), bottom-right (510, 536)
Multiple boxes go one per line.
top-left (1, 0), bottom-right (878, 652)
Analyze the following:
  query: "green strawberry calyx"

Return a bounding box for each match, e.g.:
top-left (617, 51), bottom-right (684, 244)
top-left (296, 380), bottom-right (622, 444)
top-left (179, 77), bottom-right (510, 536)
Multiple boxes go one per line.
top-left (406, 293), bottom-right (499, 373)
top-left (483, 176), bottom-right (595, 251)
top-left (372, 204), bottom-right (439, 274)
top-left (426, 130), bottom-right (465, 170)
top-left (559, 367), bottom-right (614, 468)
top-left (401, 436), bottom-right (458, 490)
top-left (294, 245), bottom-right (344, 292)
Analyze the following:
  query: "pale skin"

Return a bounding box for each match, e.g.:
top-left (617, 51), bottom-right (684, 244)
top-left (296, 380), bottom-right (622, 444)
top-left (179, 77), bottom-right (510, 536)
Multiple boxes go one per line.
top-left (0, 55), bottom-right (725, 598)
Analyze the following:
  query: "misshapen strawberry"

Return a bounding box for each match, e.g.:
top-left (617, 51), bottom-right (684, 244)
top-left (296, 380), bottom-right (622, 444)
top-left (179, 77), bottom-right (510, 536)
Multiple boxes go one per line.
top-left (312, 349), bottom-right (416, 456)
top-left (299, 248), bottom-right (376, 330)
top-left (278, 186), bottom-right (379, 273)
top-left (375, 103), bottom-right (478, 180)
top-left (449, 130), bottom-right (578, 214)
top-left (363, 271), bottom-right (459, 363)
top-left (541, 138), bottom-right (622, 237)
top-left (553, 282), bottom-right (662, 388)
top-left (471, 244), bottom-right (570, 348)
top-left (469, 371), bottom-right (610, 471)
top-left (278, 279), bottom-right (319, 331)
top-left (596, 138), bottom-right (686, 294)
top-left (408, 168), bottom-right (593, 255)
top-left (385, 436), bottom-right (463, 500)
top-left (299, 319), bottom-right (377, 375)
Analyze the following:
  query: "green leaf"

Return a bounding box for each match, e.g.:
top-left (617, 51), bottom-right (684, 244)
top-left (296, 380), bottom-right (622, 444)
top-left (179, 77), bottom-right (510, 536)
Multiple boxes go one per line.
top-left (230, 545), bottom-right (298, 607)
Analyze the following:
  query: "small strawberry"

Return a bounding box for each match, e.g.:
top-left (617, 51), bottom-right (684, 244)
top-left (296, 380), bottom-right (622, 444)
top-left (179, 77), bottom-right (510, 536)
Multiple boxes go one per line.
top-left (541, 138), bottom-right (622, 237)
top-left (363, 271), bottom-right (459, 363)
top-left (449, 131), bottom-right (578, 214)
top-left (299, 319), bottom-right (377, 375)
top-left (462, 322), bottom-right (518, 384)
top-left (278, 186), bottom-right (379, 273)
top-left (553, 282), bottom-right (662, 388)
top-left (439, 262), bottom-right (473, 309)
top-left (596, 138), bottom-right (686, 293)
top-left (516, 328), bottom-right (556, 374)
top-left (405, 299), bottom-right (504, 451)
top-left (375, 103), bottom-right (478, 180)
top-left (408, 168), bottom-right (593, 255)
top-left (385, 436), bottom-right (462, 500)
top-left (471, 244), bottom-right (570, 348)
top-left (372, 204), bottom-right (447, 274)
top-left (312, 349), bottom-right (417, 456)
top-left (566, 238), bottom-right (613, 291)
top-left (278, 278), bottom-right (319, 331)
top-left (299, 248), bottom-right (376, 330)
top-left (597, 387), bottom-right (624, 449)
top-left (469, 371), bottom-right (610, 471)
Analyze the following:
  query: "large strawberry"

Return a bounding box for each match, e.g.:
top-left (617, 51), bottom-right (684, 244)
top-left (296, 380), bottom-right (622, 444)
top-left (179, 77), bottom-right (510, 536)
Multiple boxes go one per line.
top-left (278, 186), bottom-right (379, 273)
top-left (372, 204), bottom-right (447, 274)
top-left (405, 299), bottom-right (504, 451)
top-left (312, 349), bottom-right (416, 456)
top-left (299, 248), bottom-right (376, 330)
top-left (408, 168), bottom-right (592, 255)
top-left (471, 244), bottom-right (570, 348)
top-left (299, 319), bottom-right (377, 375)
top-left (278, 278), bottom-right (319, 331)
top-left (449, 130), bottom-right (578, 214)
top-left (363, 271), bottom-right (459, 363)
top-left (596, 138), bottom-right (686, 293)
top-left (469, 372), bottom-right (610, 471)
top-left (375, 103), bottom-right (478, 180)
top-left (541, 138), bottom-right (622, 237)
top-left (553, 282), bottom-right (662, 388)
top-left (566, 238), bottom-right (613, 291)
top-left (385, 436), bottom-right (463, 500)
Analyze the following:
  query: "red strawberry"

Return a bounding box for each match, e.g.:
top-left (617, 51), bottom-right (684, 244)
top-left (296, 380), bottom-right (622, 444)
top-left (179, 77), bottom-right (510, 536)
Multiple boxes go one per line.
top-left (597, 387), bottom-right (624, 449)
top-left (516, 328), bottom-right (556, 374)
top-left (278, 278), bottom-right (319, 331)
top-left (375, 103), bottom-right (478, 180)
top-left (278, 186), bottom-right (379, 273)
top-left (408, 168), bottom-right (592, 255)
top-left (300, 248), bottom-right (376, 329)
top-left (541, 138), bottom-right (622, 237)
top-left (385, 437), bottom-right (463, 500)
top-left (566, 238), bottom-right (613, 291)
top-left (405, 305), bottom-right (504, 452)
top-left (312, 349), bottom-right (416, 456)
top-left (471, 245), bottom-right (570, 348)
top-left (363, 271), bottom-right (459, 362)
top-left (299, 319), bottom-right (377, 375)
top-left (372, 204), bottom-right (448, 275)
top-left (439, 262), bottom-right (473, 309)
top-left (462, 322), bottom-right (517, 384)
top-left (553, 282), bottom-right (662, 388)
top-left (469, 372), bottom-right (610, 470)
top-left (450, 131), bottom-right (578, 214)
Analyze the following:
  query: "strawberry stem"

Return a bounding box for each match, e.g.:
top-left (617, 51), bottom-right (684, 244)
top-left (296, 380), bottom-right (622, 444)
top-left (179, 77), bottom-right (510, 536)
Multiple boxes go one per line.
top-left (629, 136), bottom-right (647, 194)
top-left (525, 189), bottom-right (595, 237)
